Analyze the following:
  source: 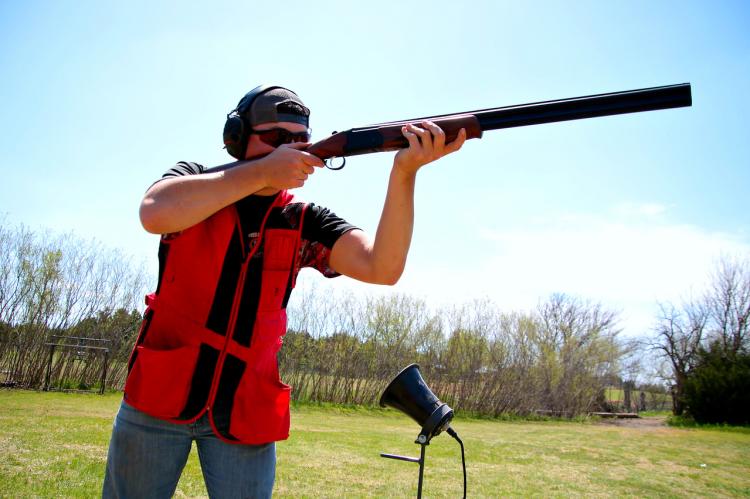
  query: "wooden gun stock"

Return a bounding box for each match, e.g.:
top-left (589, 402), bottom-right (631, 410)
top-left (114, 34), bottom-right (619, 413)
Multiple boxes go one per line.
top-left (306, 115), bottom-right (482, 161)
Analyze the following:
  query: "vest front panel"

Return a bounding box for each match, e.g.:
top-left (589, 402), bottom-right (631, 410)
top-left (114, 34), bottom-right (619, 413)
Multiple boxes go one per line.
top-left (124, 191), bottom-right (305, 444)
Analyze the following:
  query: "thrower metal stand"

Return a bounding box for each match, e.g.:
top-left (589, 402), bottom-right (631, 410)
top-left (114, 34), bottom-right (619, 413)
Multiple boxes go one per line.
top-left (380, 433), bottom-right (430, 499)
top-left (378, 364), bottom-right (458, 498)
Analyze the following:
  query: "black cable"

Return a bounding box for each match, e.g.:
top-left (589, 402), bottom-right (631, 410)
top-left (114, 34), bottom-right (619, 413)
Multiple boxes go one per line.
top-left (446, 427), bottom-right (466, 499)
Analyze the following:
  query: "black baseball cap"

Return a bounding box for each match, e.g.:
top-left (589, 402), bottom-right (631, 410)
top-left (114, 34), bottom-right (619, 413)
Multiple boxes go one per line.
top-left (242, 87), bottom-right (310, 127)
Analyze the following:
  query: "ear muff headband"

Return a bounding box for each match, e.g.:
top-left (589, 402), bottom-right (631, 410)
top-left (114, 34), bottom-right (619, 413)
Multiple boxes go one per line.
top-left (222, 84), bottom-right (284, 160)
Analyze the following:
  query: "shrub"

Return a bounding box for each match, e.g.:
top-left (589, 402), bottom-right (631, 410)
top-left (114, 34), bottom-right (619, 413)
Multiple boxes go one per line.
top-left (683, 343), bottom-right (750, 425)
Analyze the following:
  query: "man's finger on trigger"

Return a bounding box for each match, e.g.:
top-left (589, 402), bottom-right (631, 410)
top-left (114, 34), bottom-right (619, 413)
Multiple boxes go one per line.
top-left (302, 152), bottom-right (324, 167)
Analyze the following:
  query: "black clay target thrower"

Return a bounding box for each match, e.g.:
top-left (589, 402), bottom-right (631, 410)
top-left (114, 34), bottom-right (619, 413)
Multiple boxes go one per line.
top-left (379, 364), bottom-right (466, 499)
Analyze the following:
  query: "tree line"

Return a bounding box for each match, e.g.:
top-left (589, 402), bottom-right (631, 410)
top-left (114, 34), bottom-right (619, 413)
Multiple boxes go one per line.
top-left (282, 288), bottom-right (629, 416)
top-left (0, 220), bottom-right (631, 416)
top-left (9, 219), bottom-right (742, 420)
top-left (0, 221), bottom-right (145, 390)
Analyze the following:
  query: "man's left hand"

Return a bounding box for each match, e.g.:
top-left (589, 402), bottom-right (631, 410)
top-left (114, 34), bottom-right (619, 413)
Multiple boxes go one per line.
top-left (393, 120), bottom-right (466, 175)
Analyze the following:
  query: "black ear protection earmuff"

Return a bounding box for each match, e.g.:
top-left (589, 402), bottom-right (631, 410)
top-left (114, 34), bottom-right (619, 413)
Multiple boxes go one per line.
top-left (222, 84), bottom-right (283, 160)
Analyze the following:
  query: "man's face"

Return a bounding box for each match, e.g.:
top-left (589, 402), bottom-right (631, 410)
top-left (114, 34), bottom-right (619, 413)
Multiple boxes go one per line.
top-left (244, 121), bottom-right (310, 159)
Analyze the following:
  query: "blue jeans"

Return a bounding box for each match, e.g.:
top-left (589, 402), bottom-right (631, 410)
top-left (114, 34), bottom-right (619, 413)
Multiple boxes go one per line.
top-left (102, 400), bottom-right (276, 498)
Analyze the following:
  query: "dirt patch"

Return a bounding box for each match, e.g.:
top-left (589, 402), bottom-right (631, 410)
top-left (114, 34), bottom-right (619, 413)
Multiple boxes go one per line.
top-left (596, 416), bottom-right (667, 429)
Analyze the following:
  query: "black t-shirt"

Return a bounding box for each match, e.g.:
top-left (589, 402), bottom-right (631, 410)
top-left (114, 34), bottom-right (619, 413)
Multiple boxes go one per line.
top-left (160, 161), bottom-right (358, 277)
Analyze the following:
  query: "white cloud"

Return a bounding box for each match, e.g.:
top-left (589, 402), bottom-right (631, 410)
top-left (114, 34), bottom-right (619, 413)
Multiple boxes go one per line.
top-left (394, 204), bottom-right (750, 335)
top-left (612, 202), bottom-right (669, 217)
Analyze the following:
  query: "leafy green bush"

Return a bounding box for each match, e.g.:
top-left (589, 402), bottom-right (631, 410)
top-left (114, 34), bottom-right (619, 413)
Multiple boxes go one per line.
top-left (683, 343), bottom-right (750, 425)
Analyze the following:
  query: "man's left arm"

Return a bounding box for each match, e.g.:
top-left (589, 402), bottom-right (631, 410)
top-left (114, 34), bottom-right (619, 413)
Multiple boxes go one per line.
top-left (329, 121), bottom-right (466, 285)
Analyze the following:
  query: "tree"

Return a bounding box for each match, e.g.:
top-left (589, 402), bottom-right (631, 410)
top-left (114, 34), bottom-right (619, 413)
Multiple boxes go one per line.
top-left (707, 257), bottom-right (750, 355)
top-left (682, 341), bottom-right (750, 424)
top-left (653, 256), bottom-right (750, 416)
top-left (652, 301), bottom-right (707, 415)
top-left (535, 294), bottom-right (621, 415)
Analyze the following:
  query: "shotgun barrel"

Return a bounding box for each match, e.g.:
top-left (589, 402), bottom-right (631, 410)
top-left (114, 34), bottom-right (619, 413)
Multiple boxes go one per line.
top-left (377, 83), bottom-right (692, 131)
top-left (305, 83), bottom-right (692, 163)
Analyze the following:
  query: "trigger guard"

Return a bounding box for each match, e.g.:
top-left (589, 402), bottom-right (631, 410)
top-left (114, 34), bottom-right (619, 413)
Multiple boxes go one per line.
top-left (325, 157), bottom-right (346, 171)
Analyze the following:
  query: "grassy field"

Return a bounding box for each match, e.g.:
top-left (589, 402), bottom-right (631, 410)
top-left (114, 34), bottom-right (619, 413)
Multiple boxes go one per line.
top-left (1, 390), bottom-right (749, 498)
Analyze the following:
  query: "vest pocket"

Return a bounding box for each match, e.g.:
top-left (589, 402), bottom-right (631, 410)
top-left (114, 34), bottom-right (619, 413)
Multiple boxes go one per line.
top-left (258, 229), bottom-right (297, 312)
top-left (257, 270), bottom-right (291, 312)
top-left (228, 368), bottom-right (291, 444)
top-left (229, 310), bottom-right (291, 443)
top-left (124, 344), bottom-right (201, 419)
top-left (262, 230), bottom-right (297, 271)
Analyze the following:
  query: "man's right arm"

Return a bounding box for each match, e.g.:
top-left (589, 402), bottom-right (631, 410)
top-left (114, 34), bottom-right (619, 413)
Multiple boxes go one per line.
top-left (139, 143), bottom-right (323, 234)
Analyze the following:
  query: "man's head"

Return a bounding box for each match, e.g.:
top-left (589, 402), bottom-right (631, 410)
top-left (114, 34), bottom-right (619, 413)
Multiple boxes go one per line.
top-left (223, 85), bottom-right (311, 160)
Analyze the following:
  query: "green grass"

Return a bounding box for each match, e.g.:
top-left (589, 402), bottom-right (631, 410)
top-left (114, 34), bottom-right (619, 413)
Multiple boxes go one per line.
top-left (1, 390), bottom-right (749, 497)
top-left (667, 415), bottom-right (750, 433)
top-left (639, 409), bottom-right (673, 417)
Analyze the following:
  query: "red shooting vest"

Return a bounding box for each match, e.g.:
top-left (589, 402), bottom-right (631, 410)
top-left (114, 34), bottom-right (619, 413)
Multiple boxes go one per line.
top-left (124, 190), bottom-right (306, 445)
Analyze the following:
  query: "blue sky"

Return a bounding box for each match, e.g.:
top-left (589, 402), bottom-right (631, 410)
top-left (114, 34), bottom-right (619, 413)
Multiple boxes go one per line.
top-left (1, 1), bottom-right (748, 336)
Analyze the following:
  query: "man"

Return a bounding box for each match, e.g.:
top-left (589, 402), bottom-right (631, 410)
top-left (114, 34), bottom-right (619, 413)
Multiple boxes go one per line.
top-left (103, 85), bottom-right (465, 498)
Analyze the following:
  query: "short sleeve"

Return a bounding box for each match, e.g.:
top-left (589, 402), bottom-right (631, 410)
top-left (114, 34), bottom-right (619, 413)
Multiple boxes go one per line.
top-left (299, 204), bottom-right (358, 277)
top-left (162, 161), bottom-right (205, 179)
top-left (149, 162), bottom-right (206, 236)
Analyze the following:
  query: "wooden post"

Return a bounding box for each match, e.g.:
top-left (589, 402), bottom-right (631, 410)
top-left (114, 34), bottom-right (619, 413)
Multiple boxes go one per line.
top-left (44, 343), bottom-right (56, 391)
top-left (100, 350), bottom-right (109, 395)
top-left (623, 382), bottom-right (632, 412)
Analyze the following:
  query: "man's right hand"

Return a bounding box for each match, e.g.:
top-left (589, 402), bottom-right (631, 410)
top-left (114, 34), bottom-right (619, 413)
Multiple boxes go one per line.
top-left (141, 145), bottom-right (324, 234)
top-left (256, 142), bottom-right (324, 191)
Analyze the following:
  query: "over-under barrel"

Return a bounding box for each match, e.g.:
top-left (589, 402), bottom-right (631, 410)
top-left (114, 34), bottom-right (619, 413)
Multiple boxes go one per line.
top-left (306, 83), bottom-right (692, 161)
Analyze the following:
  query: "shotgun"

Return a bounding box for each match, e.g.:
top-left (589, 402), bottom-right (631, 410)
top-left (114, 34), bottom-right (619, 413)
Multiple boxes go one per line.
top-left (306, 83), bottom-right (692, 169)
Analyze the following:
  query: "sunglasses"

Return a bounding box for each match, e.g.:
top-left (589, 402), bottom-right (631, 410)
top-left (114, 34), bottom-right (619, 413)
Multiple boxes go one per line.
top-left (251, 128), bottom-right (311, 147)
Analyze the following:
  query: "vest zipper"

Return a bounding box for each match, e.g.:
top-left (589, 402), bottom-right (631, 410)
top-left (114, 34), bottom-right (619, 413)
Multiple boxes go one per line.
top-left (204, 193), bottom-right (282, 413)
top-left (205, 258), bottom-right (249, 411)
